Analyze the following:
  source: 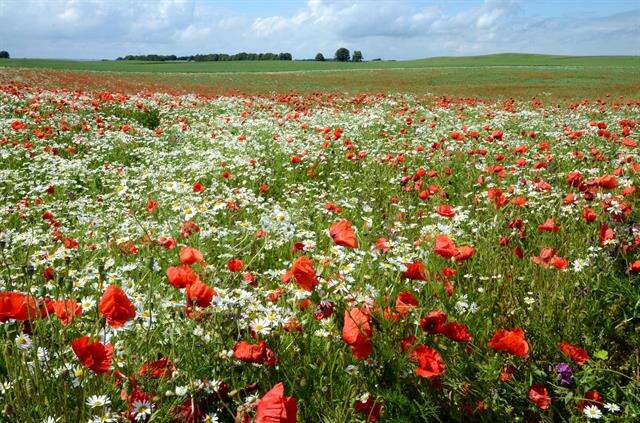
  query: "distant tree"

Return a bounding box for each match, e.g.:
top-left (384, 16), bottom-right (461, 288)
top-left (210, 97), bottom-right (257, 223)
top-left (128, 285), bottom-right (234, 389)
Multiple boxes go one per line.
top-left (352, 50), bottom-right (363, 62)
top-left (278, 52), bottom-right (292, 61)
top-left (315, 53), bottom-right (325, 61)
top-left (335, 47), bottom-right (350, 62)
top-left (0, 51), bottom-right (9, 59)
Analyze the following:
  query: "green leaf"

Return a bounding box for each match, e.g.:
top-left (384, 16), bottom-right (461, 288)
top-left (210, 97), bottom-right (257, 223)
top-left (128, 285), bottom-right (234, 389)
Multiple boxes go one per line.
top-left (593, 350), bottom-right (608, 360)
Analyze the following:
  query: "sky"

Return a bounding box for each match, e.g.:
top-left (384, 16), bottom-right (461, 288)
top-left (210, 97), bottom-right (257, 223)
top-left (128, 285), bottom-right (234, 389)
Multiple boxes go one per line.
top-left (0, 0), bottom-right (639, 60)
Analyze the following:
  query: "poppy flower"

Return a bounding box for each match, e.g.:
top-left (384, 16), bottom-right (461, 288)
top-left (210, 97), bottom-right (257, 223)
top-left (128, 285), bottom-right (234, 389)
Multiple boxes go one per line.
top-left (255, 382), bottom-right (297, 423)
top-left (375, 237), bottom-right (390, 253)
top-left (630, 260), bottom-right (640, 274)
top-left (597, 175), bottom-right (618, 189)
top-left (179, 246), bottom-right (204, 265)
top-left (99, 284), bottom-right (136, 328)
top-left (395, 291), bottom-right (419, 314)
top-left (412, 344), bottom-right (445, 378)
top-left (167, 265), bottom-right (198, 288)
top-left (43, 267), bottom-right (55, 281)
top-left (354, 394), bottom-right (382, 422)
top-left (329, 219), bottom-right (358, 248)
top-left (403, 260), bottom-right (427, 281)
top-left (342, 308), bottom-right (373, 359)
top-left (434, 234), bottom-right (457, 259)
top-left (71, 336), bottom-right (113, 374)
top-left (558, 342), bottom-right (589, 365)
top-left (419, 310), bottom-right (447, 334)
top-left (577, 390), bottom-right (604, 411)
top-left (538, 218), bottom-right (560, 232)
top-left (436, 205), bottom-right (456, 218)
top-left (528, 383), bottom-right (551, 410)
top-left (441, 321), bottom-right (472, 342)
top-left (582, 207), bottom-right (597, 222)
top-left (0, 291), bottom-right (38, 322)
top-left (186, 281), bottom-right (215, 308)
top-left (234, 340), bottom-right (277, 366)
top-left (227, 258), bottom-right (244, 272)
top-left (44, 299), bottom-right (82, 326)
top-left (192, 182), bottom-right (205, 193)
top-left (488, 328), bottom-right (529, 357)
top-left (599, 224), bottom-right (616, 246)
top-left (455, 245), bottom-right (475, 262)
top-left (290, 256), bottom-right (318, 291)
top-left (139, 356), bottom-right (175, 379)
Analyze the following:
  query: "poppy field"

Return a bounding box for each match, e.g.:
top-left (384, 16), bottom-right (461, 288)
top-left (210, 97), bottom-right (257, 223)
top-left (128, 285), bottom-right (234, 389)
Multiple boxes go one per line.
top-left (0, 81), bottom-right (639, 422)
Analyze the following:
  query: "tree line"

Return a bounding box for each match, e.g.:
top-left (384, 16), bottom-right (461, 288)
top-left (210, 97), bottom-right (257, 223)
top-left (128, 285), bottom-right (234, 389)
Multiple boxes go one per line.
top-left (116, 52), bottom-right (292, 62)
top-left (115, 48), bottom-right (366, 63)
top-left (315, 48), bottom-right (363, 62)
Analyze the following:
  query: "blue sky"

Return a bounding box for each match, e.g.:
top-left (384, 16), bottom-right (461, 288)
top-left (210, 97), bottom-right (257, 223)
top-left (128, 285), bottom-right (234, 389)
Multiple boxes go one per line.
top-left (0, 0), bottom-right (638, 60)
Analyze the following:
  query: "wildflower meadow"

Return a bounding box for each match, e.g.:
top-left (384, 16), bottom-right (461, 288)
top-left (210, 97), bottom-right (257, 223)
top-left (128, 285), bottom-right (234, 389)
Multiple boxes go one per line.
top-left (0, 85), bottom-right (639, 422)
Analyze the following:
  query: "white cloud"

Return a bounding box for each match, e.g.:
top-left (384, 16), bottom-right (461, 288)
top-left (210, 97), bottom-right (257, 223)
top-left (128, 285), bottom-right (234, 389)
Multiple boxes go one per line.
top-left (0, 0), bottom-right (638, 59)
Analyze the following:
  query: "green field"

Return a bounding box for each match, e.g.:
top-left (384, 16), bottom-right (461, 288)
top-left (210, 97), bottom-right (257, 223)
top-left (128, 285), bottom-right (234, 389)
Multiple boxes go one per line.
top-left (1, 53), bottom-right (639, 99)
top-left (1, 53), bottom-right (639, 73)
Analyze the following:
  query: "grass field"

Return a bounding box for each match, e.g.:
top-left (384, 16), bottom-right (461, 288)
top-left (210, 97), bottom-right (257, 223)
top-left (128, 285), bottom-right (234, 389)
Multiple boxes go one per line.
top-left (2, 54), bottom-right (639, 73)
top-left (1, 54), bottom-right (639, 99)
top-left (0, 53), bottom-right (639, 422)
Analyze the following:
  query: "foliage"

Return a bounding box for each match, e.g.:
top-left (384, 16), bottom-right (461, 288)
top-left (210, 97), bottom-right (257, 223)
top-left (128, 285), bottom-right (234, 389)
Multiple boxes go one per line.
top-left (335, 47), bottom-right (350, 62)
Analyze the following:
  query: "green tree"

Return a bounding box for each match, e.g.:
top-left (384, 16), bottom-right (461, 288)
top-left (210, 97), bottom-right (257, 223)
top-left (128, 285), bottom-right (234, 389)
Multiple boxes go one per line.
top-left (334, 47), bottom-right (350, 62)
top-left (315, 53), bottom-right (325, 61)
top-left (352, 50), bottom-right (363, 62)
top-left (0, 51), bottom-right (10, 59)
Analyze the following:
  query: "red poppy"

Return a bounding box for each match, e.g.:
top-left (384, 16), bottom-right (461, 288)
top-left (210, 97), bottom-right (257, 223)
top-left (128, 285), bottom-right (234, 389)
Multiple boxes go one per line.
top-left (234, 340), bottom-right (277, 366)
top-left (290, 256), bottom-right (318, 291)
top-left (342, 308), bottom-right (373, 359)
top-left (455, 245), bottom-right (476, 262)
top-left (577, 390), bottom-right (604, 411)
top-left (186, 281), bottom-right (215, 308)
top-left (558, 342), bottom-right (589, 365)
top-left (329, 219), bottom-right (358, 248)
top-left (538, 218), bottom-right (560, 232)
top-left (499, 364), bottom-right (516, 382)
top-left (192, 182), bottom-right (205, 193)
top-left (582, 207), bottom-right (597, 222)
top-left (436, 204), bottom-right (456, 218)
top-left (227, 258), bottom-right (244, 272)
top-left (599, 224), bottom-right (616, 246)
top-left (44, 299), bottom-right (82, 326)
top-left (597, 175), bottom-right (618, 189)
top-left (434, 234), bottom-right (457, 259)
top-left (354, 395), bottom-right (382, 422)
top-left (630, 260), bottom-right (640, 274)
top-left (488, 328), bottom-right (529, 357)
top-left (412, 344), bottom-right (445, 378)
top-left (43, 267), bottom-right (55, 281)
top-left (395, 291), bottom-right (419, 315)
top-left (255, 382), bottom-right (297, 423)
top-left (167, 265), bottom-right (198, 288)
top-left (179, 246), bottom-right (204, 265)
top-left (528, 383), bottom-right (551, 410)
top-left (419, 310), bottom-right (447, 335)
top-left (403, 260), bottom-right (427, 281)
top-left (139, 356), bottom-right (175, 379)
top-left (441, 321), bottom-right (472, 343)
top-left (0, 291), bottom-right (38, 322)
top-left (99, 285), bottom-right (136, 328)
top-left (71, 336), bottom-right (113, 374)
top-left (375, 237), bottom-right (390, 253)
